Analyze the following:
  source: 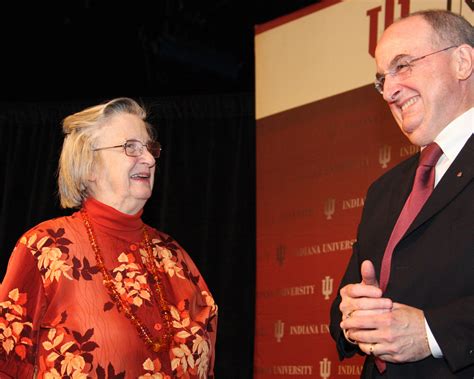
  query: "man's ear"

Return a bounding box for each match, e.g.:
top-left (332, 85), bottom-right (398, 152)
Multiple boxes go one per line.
top-left (454, 44), bottom-right (473, 80)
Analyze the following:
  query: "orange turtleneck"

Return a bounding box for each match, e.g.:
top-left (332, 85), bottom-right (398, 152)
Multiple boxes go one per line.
top-left (82, 197), bottom-right (145, 242)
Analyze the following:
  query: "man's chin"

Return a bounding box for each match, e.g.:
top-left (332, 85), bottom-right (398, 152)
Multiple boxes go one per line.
top-left (400, 118), bottom-right (425, 139)
top-left (402, 129), bottom-right (434, 147)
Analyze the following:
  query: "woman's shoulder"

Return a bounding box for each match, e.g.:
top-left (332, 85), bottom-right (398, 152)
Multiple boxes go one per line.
top-left (145, 226), bottom-right (191, 259)
top-left (146, 226), bottom-right (181, 247)
top-left (21, 211), bottom-right (82, 240)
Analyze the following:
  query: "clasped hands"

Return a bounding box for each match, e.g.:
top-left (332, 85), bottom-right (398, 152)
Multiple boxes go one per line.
top-left (339, 260), bottom-right (431, 363)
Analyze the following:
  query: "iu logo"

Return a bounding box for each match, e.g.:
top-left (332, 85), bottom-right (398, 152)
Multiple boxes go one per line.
top-left (324, 198), bottom-right (336, 220)
top-left (276, 245), bottom-right (285, 266)
top-left (322, 276), bottom-right (334, 300)
top-left (320, 358), bottom-right (331, 379)
top-left (379, 145), bottom-right (391, 168)
top-left (274, 320), bottom-right (285, 343)
top-left (367, 0), bottom-right (410, 57)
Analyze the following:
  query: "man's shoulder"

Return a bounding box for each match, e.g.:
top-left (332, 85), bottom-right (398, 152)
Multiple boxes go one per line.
top-left (367, 154), bottom-right (418, 193)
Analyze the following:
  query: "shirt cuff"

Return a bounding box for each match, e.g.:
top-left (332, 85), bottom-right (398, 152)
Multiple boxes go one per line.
top-left (424, 317), bottom-right (443, 358)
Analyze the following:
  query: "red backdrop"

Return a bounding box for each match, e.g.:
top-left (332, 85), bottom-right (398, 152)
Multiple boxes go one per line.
top-left (255, 85), bottom-right (418, 378)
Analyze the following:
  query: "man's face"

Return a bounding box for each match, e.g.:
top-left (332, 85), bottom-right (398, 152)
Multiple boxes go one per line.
top-left (375, 16), bottom-right (461, 146)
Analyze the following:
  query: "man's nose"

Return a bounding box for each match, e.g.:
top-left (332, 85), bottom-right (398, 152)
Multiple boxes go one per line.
top-left (382, 75), bottom-right (402, 103)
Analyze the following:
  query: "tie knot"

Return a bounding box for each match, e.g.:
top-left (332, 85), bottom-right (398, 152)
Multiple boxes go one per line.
top-left (419, 142), bottom-right (443, 167)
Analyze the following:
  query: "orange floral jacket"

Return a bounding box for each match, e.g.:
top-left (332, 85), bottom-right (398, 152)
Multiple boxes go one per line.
top-left (0, 198), bottom-right (217, 379)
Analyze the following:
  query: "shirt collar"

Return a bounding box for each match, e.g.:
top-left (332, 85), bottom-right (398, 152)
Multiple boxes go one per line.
top-left (431, 107), bottom-right (474, 163)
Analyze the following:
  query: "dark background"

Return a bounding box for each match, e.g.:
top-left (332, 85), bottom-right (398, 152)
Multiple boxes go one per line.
top-left (0, 0), bottom-right (321, 101)
top-left (0, 1), bottom-right (321, 378)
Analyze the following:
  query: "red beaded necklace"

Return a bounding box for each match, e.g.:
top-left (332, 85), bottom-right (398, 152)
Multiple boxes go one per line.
top-left (80, 208), bottom-right (173, 353)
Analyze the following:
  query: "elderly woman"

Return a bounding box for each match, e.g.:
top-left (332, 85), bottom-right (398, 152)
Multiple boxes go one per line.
top-left (0, 98), bottom-right (217, 378)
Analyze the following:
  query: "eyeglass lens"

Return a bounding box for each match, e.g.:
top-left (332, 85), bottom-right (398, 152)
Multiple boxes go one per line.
top-left (125, 141), bottom-right (161, 158)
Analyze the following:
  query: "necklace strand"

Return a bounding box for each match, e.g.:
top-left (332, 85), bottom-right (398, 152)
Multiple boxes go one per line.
top-left (80, 209), bottom-right (173, 353)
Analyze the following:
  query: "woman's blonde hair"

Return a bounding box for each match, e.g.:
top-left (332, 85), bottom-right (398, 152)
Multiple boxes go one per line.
top-left (58, 97), bottom-right (153, 208)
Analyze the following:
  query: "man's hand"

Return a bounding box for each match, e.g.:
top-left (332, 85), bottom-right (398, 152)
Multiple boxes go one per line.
top-left (339, 260), bottom-right (431, 363)
top-left (339, 260), bottom-right (392, 323)
top-left (343, 302), bottom-right (431, 363)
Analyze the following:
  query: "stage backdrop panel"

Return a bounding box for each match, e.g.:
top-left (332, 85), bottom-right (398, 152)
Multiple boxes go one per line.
top-left (255, 1), bottom-right (473, 378)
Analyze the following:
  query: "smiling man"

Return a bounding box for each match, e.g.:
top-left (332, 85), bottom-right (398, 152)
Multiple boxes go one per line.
top-left (330, 9), bottom-right (473, 378)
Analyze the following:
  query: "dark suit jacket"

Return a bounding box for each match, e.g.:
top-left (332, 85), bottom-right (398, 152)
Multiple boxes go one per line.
top-left (330, 135), bottom-right (474, 378)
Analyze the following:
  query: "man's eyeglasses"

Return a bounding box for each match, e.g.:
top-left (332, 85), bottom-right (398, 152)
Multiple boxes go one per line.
top-left (92, 139), bottom-right (162, 159)
top-left (374, 45), bottom-right (457, 95)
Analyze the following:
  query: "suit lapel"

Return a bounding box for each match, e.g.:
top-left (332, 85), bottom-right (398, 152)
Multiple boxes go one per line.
top-left (385, 157), bottom-right (417, 233)
top-left (405, 135), bottom-right (474, 236)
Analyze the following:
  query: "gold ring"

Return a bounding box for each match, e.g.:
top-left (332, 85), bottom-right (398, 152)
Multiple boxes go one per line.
top-left (344, 329), bottom-right (358, 345)
top-left (369, 343), bottom-right (375, 355)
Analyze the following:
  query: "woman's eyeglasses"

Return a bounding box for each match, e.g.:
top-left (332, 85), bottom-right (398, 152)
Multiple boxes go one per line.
top-left (93, 139), bottom-right (162, 159)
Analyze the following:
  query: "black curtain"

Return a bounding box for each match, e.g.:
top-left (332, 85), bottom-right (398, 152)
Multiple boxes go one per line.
top-left (0, 93), bottom-right (255, 378)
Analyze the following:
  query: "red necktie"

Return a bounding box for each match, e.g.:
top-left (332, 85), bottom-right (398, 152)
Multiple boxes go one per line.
top-left (375, 142), bottom-right (443, 373)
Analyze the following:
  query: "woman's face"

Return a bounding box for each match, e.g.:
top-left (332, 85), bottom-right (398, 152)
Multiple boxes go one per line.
top-left (88, 112), bottom-right (156, 214)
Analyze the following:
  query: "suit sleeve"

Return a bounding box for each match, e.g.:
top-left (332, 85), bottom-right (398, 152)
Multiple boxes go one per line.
top-left (329, 240), bottom-right (363, 360)
top-left (0, 233), bottom-right (47, 378)
top-left (329, 176), bottom-right (391, 361)
top-left (425, 296), bottom-right (474, 372)
top-left (423, 209), bottom-right (474, 372)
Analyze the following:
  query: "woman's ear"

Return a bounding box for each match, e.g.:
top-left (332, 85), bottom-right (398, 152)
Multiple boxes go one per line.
top-left (87, 164), bottom-right (98, 183)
